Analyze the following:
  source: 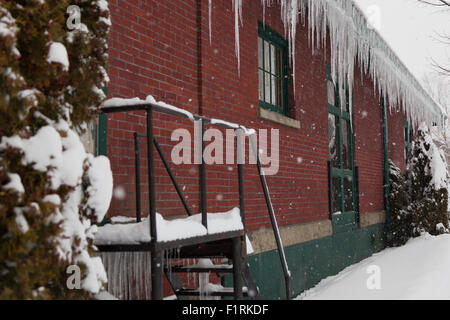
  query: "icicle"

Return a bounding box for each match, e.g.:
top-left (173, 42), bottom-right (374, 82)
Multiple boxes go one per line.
top-left (99, 252), bottom-right (152, 300)
top-left (197, 259), bottom-right (215, 300)
top-left (279, 0), bottom-right (300, 95)
top-left (247, 0), bottom-right (444, 127)
top-left (232, 0), bottom-right (243, 75)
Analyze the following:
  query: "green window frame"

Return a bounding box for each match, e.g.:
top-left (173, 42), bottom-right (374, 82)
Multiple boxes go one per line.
top-left (404, 120), bottom-right (413, 162)
top-left (258, 22), bottom-right (289, 116)
top-left (326, 64), bottom-right (357, 233)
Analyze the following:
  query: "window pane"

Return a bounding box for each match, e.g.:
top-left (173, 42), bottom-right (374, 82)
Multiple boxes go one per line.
top-left (328, 114), bottom-right (339, 168)
top-left (327, 80), bottom-right (335, 106)
top-left (259, 70), bottom-right (264, 101)
top-left (258, 37), bottom-right (263, 69)
top-left (264, 72), bottom-right (271, 103)
top-left (81, 118), bottom-right (98, 155)
top-left (271, 44), bottom-right (276, 74)
top-left (341, 119), bottom-right (351, 169)
top-left (331, 177), bottom-right (342, 214)
top-left (264, 40), bottom-right (270, 71)
top-left (271, 75), bottom-right (276, 106)
top-left (344, 175), bottom-right (353, 212)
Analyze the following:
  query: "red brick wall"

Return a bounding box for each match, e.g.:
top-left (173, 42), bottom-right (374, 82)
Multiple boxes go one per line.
top-left (387, 105), bottom-right (407, 172)
top-left (352, 68), bottom-right (384, 215)
top-left (105, 0), bottom-right (407, 230)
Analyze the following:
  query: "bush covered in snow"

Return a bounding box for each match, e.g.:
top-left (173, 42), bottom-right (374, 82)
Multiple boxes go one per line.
top-left (388, 160), bottom-right (412, 247)
top-left (389, 124), bottom-right (449, 246)
top-left (0, 0), bottom-right (111, 299)
top-left (406, 124), bottom-right (449, 236)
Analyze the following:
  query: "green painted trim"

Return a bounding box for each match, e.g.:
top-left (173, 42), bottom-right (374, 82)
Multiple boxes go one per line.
top-left (98, 87), bottom-right (108, 156)
top-left (97, 77), bottom-right (109, 226)
top-left (326, 64), bottom-right (357, 231)
top-left (227, 223), bottom-right (386, 299)
top-left (332, 212), bottom-right (358, 233)
top-left (258, 21), bottom-right (289, 117)
top-left (258, 21), bottom-right (288, 48)
top-left (404, 119), bottom-right (413, 162)
top-left (98, 113), bottom-right (108, 156)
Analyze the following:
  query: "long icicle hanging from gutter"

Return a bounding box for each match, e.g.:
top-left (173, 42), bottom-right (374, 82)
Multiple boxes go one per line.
top-left (232, 0), bottom-right (243, 76)
top-left (225, 0), bottom-right (444, 127)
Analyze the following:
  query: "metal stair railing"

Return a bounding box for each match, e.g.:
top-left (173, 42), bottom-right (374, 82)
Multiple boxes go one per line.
top-left (100, 101), bottom-right (290, 300)
top-left (249, 134), bottom-right (291, 300)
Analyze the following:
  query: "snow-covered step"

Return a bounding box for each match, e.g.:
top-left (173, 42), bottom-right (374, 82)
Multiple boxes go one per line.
top-left (175, 285), bottom-right (249, 298)
top-left (95, 207), bottom-right (244, 246)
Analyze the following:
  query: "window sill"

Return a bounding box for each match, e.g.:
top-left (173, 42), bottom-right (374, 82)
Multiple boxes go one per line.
top-left (258, 107), bottom-right (300, 129)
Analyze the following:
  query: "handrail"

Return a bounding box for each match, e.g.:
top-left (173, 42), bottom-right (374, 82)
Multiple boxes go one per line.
top-left (249, 135), bottom-right (291, 300)
top-left (101, 101), bottom-right (290, 299)
top-left (101, 102), bottom-right (244, 131)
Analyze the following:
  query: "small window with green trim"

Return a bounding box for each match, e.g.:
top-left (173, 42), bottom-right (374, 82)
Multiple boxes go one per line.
top-left (258, 22), bottom-right (289, 116)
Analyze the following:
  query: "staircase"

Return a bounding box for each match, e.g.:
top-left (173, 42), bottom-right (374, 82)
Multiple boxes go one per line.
top-left (96, 99), bottom-right (289, 300)
top-left (97, 229), bottom-right (259, 300)
top-left (163, 237), bottom-right (260, 299)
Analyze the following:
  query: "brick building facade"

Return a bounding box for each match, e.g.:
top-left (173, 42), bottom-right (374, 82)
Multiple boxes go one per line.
top-left (97, 0), bottom-right (443, 299)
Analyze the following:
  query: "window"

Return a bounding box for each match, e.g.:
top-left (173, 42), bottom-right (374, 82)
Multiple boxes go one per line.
top-left (80, 118), bottom-right (99, 155)
top-left (404, 120), bottom-right (413, 162)
top-left (258, 22), bottom-right (289, 116)
top-left (327, 65), bottom-right (357, 232)
top-left (80, 113), bottom-right (108, 157)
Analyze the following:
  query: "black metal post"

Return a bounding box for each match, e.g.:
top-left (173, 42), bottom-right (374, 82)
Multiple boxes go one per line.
top-left (200, 120), bottom-right (207, 229)
top-left (153, 138), bottom-right (193, 216)
top-left (237, 129), bottom-right (245, 227)
top-left (148, 107), bottom-right (163, 300)
top-left (254, 150), bottom-right (290, 300)
top-left (134, 132), bottom-right (142, 223)
top-left (238, 164), bottom-right (245, 227)
top-left (232, 237), bottom-right (243, 300)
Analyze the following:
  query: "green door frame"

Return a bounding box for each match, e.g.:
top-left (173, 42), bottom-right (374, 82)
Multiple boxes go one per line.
top-left (327, 65), bottom-right (357, 233)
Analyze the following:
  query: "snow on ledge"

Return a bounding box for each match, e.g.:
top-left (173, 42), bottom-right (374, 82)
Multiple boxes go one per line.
top-left (94, 207), bottom-right (244, 245)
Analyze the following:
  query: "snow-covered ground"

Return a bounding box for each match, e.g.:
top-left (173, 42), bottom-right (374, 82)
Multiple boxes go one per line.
top-left (297, 234), bottom-right (450, 300)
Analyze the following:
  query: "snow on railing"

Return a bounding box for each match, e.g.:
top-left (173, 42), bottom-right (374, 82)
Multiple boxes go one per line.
top-left (100, 95), bottom-right (257, 136)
